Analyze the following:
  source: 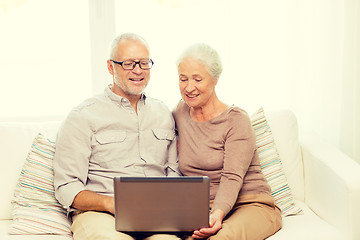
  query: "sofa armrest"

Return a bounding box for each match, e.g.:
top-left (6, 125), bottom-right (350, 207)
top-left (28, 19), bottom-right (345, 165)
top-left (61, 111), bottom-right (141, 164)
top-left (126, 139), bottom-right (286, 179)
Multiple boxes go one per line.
top-left (300, 133), bottom-right (360, 240)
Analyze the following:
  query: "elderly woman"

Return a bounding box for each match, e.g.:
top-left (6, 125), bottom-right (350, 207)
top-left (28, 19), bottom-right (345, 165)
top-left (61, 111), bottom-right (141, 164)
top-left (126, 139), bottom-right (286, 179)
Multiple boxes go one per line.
top-left (173, 44), bottom-right (282, 240)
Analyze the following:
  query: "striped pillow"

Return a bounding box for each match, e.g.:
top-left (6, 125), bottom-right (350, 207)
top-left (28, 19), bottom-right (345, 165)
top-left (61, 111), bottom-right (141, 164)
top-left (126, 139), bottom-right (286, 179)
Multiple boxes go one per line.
top-left (251, 108), bottom-right (303, 216)
top-left (8, 133), bottom-right (72, 237)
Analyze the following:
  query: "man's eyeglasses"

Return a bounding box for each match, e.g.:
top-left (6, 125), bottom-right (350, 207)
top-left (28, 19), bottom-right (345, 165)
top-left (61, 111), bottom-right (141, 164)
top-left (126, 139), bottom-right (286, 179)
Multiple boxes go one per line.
top-left (111, 59), bottom-right (154, 70)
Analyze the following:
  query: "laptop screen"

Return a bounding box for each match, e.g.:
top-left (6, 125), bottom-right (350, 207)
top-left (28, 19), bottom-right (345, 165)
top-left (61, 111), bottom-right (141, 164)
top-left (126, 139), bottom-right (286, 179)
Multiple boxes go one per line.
top-left (114, 176), bottom-right (210, 232)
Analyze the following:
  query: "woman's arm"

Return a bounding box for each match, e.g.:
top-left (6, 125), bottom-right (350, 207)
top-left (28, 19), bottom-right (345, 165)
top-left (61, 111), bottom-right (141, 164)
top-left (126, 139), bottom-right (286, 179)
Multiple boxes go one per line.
top-left (211, 110), bottom-right (256, 215)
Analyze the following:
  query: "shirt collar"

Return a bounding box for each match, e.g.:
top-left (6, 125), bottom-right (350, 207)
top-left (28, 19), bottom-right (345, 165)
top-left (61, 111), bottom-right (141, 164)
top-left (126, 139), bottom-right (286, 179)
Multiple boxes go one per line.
top-left (104, 84), bottom-right (147, 106)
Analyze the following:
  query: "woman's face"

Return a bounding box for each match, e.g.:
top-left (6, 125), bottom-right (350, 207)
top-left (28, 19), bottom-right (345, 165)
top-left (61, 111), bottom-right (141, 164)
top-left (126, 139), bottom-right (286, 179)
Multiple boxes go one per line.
top-left (178, 57), bottom-right (217, 109)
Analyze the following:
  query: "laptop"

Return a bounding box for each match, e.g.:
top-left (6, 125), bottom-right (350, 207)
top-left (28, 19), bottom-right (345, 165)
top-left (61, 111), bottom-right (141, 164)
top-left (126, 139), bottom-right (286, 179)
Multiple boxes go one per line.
top-left (113, 176), bottom-right (210, 233)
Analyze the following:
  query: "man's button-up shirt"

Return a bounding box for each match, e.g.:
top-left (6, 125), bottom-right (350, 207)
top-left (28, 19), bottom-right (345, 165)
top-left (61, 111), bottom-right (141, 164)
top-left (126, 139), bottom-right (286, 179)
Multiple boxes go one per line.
top-left (53, 85), bottom-right (180, 210)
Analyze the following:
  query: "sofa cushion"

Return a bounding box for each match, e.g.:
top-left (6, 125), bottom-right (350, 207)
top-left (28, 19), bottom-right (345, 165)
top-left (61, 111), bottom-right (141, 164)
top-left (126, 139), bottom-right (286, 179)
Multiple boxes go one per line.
top-left (8, 134), bottom-right (71, 237)
top-left (1, 220), bottom-right (70, 239)
top-left (251, 108), bottom-right (302, 216)
top-left (266, 201), bottom-right (343, 240)
top-left (0, 121), bottom-right (61, 220)
top-left (266, 109), bottom-right (305, 201)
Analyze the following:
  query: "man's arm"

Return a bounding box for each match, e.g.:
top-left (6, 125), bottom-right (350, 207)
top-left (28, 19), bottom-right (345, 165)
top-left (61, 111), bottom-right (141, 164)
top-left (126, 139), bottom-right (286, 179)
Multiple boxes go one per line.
top-left (54, 110), bottom-right (92, 210)
top-left (72, 190), bottom-right (115, 214)
top-left (166, 135), bottom-right (181, 176)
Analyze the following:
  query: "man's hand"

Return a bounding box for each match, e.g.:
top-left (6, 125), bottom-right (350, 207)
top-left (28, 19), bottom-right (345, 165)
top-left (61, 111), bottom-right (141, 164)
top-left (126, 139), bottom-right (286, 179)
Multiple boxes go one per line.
top-left (72, 190), bottom-right (115, 214)
top-left (192, 209), bottom-right (225, 239)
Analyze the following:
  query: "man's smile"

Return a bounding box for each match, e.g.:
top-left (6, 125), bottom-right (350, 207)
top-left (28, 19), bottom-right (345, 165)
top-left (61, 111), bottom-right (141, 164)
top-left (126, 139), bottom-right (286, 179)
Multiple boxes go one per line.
top-left (129, 77), bottom-right (144, 81)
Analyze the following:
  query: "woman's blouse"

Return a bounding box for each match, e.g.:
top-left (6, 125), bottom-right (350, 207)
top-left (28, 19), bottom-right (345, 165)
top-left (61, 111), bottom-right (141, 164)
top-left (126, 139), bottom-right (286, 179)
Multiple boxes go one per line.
top-left (173, 101), bottom-right (272, 215)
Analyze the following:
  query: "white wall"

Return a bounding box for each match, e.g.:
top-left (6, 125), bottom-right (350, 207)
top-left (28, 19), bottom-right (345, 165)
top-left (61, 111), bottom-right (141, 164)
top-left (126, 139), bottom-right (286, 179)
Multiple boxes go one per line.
top-left (108, 0), bottom-right (360, 162)
top-left (0, 0), bottom-right (92, 118)
top-left (1, 0), bottom-right (359, 163)
top-left (339, 0), bottom-right (360, 164)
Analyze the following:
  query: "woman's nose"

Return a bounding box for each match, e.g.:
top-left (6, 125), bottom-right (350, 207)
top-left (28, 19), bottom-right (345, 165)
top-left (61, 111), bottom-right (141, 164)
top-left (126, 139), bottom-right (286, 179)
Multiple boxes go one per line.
top-left (185, 80), bottom-right (195, 92)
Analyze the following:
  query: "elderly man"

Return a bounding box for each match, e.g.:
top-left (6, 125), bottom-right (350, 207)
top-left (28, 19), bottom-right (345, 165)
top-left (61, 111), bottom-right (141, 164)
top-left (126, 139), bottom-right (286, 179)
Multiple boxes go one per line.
top-left (54, 33), bottom-right (181, 240)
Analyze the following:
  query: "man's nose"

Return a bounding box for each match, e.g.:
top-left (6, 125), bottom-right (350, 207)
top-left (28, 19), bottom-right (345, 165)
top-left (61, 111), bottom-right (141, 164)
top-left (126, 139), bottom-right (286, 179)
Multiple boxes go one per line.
top-left (132, 62), bottom-right (143, 74)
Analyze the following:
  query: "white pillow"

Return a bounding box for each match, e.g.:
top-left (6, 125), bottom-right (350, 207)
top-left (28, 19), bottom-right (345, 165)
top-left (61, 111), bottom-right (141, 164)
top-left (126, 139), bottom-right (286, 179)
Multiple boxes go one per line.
top-left (8, 133), bottom-right (72, 237)
top-left (251, 107), bottom-right (303, 216)
top-left (265, 109), bottom-right (305, 201)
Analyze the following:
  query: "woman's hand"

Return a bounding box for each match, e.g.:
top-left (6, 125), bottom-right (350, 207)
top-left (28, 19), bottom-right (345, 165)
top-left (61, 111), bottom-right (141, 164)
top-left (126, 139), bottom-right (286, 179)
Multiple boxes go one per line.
top-left (192, 209), bottom-right (225, 239)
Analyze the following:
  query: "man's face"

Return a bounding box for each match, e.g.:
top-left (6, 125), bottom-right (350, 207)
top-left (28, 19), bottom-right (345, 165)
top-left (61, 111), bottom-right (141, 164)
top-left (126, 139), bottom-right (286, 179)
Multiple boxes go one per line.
top-left (108, 39), bottom-right (151, 99)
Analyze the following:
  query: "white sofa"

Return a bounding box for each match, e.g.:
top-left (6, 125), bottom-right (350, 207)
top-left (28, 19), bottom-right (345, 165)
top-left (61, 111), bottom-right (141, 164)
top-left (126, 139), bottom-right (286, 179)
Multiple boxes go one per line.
top-left (0, 110), bottom-right (359, 240)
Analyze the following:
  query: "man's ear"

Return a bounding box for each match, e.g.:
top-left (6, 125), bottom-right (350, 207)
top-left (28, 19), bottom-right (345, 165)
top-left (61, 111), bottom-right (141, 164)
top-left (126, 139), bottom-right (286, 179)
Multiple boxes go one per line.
top-left (107, 60), bottom-right (114, 75)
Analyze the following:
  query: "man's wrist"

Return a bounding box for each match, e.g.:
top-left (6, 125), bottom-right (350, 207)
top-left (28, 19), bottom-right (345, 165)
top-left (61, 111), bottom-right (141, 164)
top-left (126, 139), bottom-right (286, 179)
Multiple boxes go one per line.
top-left (103, 195), bottom-right (115, 214)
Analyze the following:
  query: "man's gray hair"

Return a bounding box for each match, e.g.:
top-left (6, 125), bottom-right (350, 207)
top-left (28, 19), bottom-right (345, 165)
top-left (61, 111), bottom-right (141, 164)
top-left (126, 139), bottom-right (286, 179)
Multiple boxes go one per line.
top-left (176, 43), bottom-right (223, 81)
top-left (109, 33), bottom-right (150, 59)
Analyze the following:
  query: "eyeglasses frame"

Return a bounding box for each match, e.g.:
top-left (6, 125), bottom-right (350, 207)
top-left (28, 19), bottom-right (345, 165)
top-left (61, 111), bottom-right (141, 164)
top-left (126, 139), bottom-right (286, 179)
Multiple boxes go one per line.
top-left (110, 59), bottom-right (154, 70)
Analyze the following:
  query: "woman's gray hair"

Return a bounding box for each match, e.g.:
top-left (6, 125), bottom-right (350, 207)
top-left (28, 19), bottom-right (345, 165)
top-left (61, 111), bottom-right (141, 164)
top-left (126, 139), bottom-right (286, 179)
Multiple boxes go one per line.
top-left (176, 43), bottom-right (223, 81)
top-left (109, 33), bottom-right (150, 59)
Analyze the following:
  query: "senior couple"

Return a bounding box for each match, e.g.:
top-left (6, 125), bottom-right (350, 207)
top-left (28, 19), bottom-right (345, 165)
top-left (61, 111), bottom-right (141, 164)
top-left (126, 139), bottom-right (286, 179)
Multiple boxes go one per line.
top-left (53, 33), bottom-right (282, 240)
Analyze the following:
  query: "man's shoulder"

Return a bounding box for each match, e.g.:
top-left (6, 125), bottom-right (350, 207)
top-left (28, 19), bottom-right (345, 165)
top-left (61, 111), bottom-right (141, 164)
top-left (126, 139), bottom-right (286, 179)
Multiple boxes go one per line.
top-left (143, 96), bottom-right (176, 127)
top-left (145, 96), bottom-right (171, 112)
top-left (64, 94), bottom-right (107, 125)
top-left (71, 93), bottom-right (105, 113)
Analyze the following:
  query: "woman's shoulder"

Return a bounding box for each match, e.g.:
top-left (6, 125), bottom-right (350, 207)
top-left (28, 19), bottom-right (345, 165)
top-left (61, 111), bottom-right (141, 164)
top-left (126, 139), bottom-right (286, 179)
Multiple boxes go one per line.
top-left (223, 105), bottom-right (254, 131)
top-left (173, 100), bottom-right (188, 116)
top-left (226, 105), bottom-right (251, 121)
